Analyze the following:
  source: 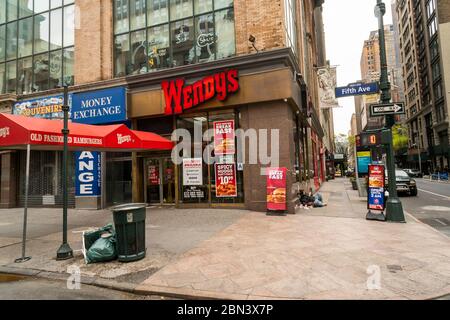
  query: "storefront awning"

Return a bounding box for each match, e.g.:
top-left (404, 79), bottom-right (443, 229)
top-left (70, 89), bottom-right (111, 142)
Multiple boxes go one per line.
top-left (0, 113), bottom-right (173, 152)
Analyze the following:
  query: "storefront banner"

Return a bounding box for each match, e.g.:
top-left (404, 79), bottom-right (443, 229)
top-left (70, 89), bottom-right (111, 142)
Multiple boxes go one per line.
top-left (183, 158), bottom-right (203, 186)
top-left (215, 163), bottom-right (237, 198)
top-left (72, 87), bottom-right (127, 125)
top-left (214, 120), bottom-right (235, 155)
top-left (357, 151), bottom-right (371, 174)
top-left (266, 167), bottom-right (287, 211)
top-left (13, 94), bottom-right (72, 119)
top-left (368, 164), bottom-right (385, 211)
top-left (75, 151), bottom-right (101, 197)
top-left (148, 165), bottom-right (160, 185)
top-left (317, 67), bottom-right (339, 109)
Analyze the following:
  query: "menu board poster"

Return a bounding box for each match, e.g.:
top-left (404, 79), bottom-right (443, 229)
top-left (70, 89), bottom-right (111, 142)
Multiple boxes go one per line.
top-left (213, 120), bottom-right (235, 155)
top-left (183, 186), bottom-right (205, 199)
top-left (368, 164), bottom-right (386, 211)
top-left (183, 158), bottom-right (203, 186)
top-left (148, 165), bottom-right (159, 185)
top-left (215, 164), bottom-right (237, 197)
top-left (266, 167), bottom-right (287, 211)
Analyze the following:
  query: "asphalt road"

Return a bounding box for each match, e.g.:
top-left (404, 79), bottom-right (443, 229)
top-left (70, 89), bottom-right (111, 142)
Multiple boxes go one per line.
top-left (0, 274), bottom-right (167, 300)
top-left (401, 179), bottom-right (450, 237)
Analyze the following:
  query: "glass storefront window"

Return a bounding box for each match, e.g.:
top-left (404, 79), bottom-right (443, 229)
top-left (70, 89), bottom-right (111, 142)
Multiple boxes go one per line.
top-left (215, 8), bottom-right (235, 59)
top-left (114, 0), bottom-right (235, 75)
top-left (147, 0), bottom-right (169, 26)
top-left (0, 2), bottom-right (75, 93)
top-left (106, 153), bottom-right (133, 207)
top-left (175, 111), bottom-right (244, 205)
top-left (17, 57), bottom-right (33, 94)
top-left (195, 13), bottom-right (215, 63)
top-left (114, 34), bottom-right (130, 77)
top-left (33, 53), bottom-right (49, 91)
top-left (130, 29), bottom-right (147, 74)
top-left (130, 0), bottom-right (147, 30)
top-left (171, 18), bottom-right (195, 67)
top-left (147, 24), bottom-right (170, 71)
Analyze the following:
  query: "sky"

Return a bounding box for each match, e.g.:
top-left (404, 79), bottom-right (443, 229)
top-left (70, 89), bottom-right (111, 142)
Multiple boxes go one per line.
top-left (322, 0), bottom-right (394, 136)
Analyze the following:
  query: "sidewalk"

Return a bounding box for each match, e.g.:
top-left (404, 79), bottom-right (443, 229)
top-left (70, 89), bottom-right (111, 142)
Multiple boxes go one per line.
top-left (1, 179), bottom-right (450, 299)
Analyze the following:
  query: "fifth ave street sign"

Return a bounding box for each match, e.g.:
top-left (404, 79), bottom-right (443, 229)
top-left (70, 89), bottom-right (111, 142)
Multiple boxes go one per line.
top-left (370, 102), bottom-right (405, 117)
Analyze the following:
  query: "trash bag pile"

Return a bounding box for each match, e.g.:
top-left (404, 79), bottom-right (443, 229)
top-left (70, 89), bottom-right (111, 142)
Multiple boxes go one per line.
top-left (83, 224), bottom-right (117, 264)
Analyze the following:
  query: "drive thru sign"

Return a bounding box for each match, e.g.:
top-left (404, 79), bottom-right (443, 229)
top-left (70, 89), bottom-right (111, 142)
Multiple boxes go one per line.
top-left (369, 102), bottom-right (405, 117)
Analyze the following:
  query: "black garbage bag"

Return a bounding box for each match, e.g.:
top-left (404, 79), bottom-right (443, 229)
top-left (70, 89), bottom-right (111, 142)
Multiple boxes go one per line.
top-left (85, 235), bottom-right (117, 264)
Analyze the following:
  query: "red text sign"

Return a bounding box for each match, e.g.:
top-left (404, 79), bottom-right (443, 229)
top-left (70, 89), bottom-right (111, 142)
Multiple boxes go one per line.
top-left (162, 69), bottom-right (239, 115)
top-left (215, 163), bottom-right (237, 198)
top-left (214, 120), bottom-right (235, 155)
top-left (266, 167), bottom-right (287, 211)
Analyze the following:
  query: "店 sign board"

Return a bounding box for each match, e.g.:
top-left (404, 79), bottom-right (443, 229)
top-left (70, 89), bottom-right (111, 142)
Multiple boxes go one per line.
top-left (72, 87), bottom-right (127, 125)
top-left (369, 102), bottom-right (405, 117)
top-left (335, 82), bottom-right (379, 98)
top-left (162, 69), bottom-right (239, 115)
top-left (75, 151), bottom-right (101, 197)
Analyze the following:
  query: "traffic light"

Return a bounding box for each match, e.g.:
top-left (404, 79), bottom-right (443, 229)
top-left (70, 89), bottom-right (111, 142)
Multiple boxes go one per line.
top-left (356, 131), bottom-right (382, 147)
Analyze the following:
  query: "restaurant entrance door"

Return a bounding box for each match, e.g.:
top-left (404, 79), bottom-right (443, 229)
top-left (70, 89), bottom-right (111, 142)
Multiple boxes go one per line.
top-left (144, 158), bottom-right (175, 205)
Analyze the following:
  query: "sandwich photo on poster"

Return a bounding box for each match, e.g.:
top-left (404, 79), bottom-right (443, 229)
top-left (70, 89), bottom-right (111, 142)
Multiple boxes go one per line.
top-left (213, 120), bottom-right (235, 155)
top-left (215, 163), bottom-right (237, 197)
top-left (266, 167), bottom-right (287, 211)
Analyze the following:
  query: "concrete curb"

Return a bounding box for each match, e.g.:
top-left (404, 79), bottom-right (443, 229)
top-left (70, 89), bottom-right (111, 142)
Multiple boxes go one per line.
top-left (2, 265), bottom-right (450, 300)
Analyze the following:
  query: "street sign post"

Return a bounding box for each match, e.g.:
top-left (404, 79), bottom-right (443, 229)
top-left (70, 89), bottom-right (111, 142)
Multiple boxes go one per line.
top-left (335, 82), bottom-right (379, 98)
top-left (369, 102), bottom-right (405, 117)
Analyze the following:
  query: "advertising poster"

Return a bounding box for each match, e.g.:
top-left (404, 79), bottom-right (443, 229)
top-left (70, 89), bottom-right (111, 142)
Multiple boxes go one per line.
top-left (357, 151), bottom-right (371, 174)
top-left (183, 158), bottom-right (203, 186)
top-left (213, 120), bottom-right (235, 155)
top-left (148, 165), bottom-right (160, 185)
top-left (215, 164), bottom-right (237, 197)
top-left (368, 164), bottom-right (386, 211)
top-left (266, 167), bottom-right (287, 211)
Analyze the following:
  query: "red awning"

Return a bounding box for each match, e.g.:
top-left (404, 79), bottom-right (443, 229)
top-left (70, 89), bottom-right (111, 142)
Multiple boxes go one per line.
top-left (0, 113), bottom-right (173, 152)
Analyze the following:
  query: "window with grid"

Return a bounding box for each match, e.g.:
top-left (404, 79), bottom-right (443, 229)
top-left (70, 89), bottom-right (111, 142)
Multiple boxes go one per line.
top-left (113, 0), bottom-right (235, 77)
top-left (0, 0), bottom-right (75, 95)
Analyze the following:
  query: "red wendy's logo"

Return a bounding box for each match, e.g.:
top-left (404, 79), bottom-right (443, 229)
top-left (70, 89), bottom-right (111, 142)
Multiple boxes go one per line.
top-left (162, 69), bottom-right (239, 115)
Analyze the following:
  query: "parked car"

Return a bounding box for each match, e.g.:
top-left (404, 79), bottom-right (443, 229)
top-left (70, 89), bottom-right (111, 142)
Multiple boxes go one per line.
top-left (403, 169), bottom-right (423, 178)
top-left (386, 169), bottom-right (418, 196)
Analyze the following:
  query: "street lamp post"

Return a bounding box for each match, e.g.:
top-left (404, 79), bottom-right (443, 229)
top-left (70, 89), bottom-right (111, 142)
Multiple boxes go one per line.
top-left (375, 0), bottom-right (405, 222)
top-left (56, 85), bottom-right (73, 260)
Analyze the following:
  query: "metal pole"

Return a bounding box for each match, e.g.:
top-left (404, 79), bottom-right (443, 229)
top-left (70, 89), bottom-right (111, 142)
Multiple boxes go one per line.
top-left (57, 85), bottom-right (73, 260)
top-left (15, 144), bottom-right (31, 263)
top-left (376, 0), bottom-right (405, 222)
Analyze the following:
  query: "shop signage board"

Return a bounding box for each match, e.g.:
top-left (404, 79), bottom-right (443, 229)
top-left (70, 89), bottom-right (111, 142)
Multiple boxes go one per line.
top-left (72, 87), bottom-right (127, 125)
top-left (148, 165), bottom-right (160, 185)
top-left (215, 163), bottom-right (237, 197)
top-left (335, 82), bottom-right (379, 98)
top-left (367, 164), bottom-right (386, 211)
top-left (183, 158), bottom-right (203, 186)
top-left (357, 151), bottom-right (371, 174)
top-left (75, 151), bottom-right (101, 197)
top-left (266, 167), bottom-right (287, 212)
top-left (369, 102), bottom-right (405, 117)
top-left (162, 69), bottom-right (239, 115)
top-left (214, 120), bottom-right (235, 155)
top-left (13, 94), bottom-right (72, 119)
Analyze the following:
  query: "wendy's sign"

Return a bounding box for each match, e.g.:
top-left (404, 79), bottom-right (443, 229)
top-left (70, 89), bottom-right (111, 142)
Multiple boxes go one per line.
top-left (162, 69), bottom-right (239, 115)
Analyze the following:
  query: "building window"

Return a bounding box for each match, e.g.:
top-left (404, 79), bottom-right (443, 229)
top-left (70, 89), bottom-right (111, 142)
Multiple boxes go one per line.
top-left (0, 0), bottom-right (75, 95)
top-left (426, 0), bottom-right (435, 19)
top-left (284, 0), bottom-right (298, 57)
top-left (428, 16), bottom-right (437, 38)
top-left (113, 0), bottom-right (235, 77)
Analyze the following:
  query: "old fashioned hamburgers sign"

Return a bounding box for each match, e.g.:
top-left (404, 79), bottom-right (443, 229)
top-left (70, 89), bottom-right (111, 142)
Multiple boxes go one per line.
top-left (162, 69), bottom-right (239, 115)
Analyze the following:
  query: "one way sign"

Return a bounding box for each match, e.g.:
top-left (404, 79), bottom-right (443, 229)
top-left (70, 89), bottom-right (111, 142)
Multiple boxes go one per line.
top-left (370, 102), bottom-right (405, 117)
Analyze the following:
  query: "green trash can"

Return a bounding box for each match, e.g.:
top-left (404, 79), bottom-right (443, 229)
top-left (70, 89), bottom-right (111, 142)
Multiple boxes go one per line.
top-left (112, 203), bottom-right (147, 262)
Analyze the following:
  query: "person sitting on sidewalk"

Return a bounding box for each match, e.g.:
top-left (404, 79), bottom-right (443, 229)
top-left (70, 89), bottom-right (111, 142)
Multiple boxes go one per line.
top-left (308, 188), bottom-right (327, 208)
